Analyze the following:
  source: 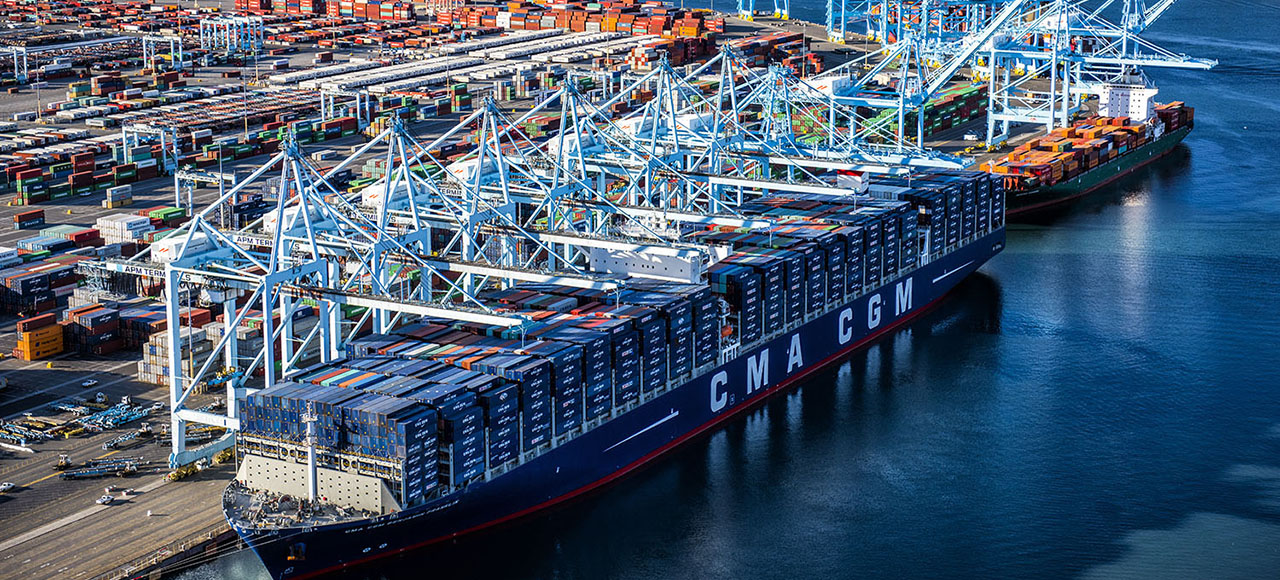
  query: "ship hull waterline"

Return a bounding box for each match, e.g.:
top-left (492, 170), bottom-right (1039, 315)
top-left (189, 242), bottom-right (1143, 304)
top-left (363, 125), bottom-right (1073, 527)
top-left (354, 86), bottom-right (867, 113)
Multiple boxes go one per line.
top-left (229, 228), bottom-right (1007, 580)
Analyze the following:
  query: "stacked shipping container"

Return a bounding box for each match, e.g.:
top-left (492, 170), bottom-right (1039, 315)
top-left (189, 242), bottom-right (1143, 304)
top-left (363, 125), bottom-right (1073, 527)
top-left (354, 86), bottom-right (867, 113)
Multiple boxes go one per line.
top-left (865, 84), bottom-right (988, 140)
top-left (239, 170), bottom-right (1003, 508)
top-left (62, 304), bottom-right (124, 355)
top-left (979, 103), bottom-right (1194, 191)
top-left (14, 312), bottom-right (64, 361)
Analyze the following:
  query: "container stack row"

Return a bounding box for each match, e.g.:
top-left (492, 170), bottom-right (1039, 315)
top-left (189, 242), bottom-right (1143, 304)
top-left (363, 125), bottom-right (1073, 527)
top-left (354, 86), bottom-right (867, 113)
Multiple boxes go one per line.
top-left (865, 84), bottom-right (988, 140)
top-left (687, 170), bottom-right (1002, 341)
top-left (101, 89), bottom-right (319, 134)
top-left (7, 140), bottom-right (120, 206)
top-left (0, 134), bottom-right (118, 201)
top-left (436, 4), bottom-right (720, 40)
top-left (0, 253), bottom-right (84, 316)
top-left (266, 18), bottom-right (425, 48)
top-left (979, 103), bottom-right (1193, 192)
top-left (104, 185), bottom-right (133, 209)
top-left (621, 36), bottom-right (716, 70)
top-left (62, 304), bottom-right (123, 356)
top-left (118, 303), bottom-right (168, 349)
top-left (728, 31), bottom-right (823, 75)
top-left (138, 327), bottom-right (214, 386)
top-left (13, 312), bottom-right (63, 361)
top-left (96, 214), bottom-right (156, 245)
top-left (52, 80), bottom-right (241, 126)
top-left (13, 210), bottom-right (45, 231)
top-left (238, 276), bottom-right (714, 502)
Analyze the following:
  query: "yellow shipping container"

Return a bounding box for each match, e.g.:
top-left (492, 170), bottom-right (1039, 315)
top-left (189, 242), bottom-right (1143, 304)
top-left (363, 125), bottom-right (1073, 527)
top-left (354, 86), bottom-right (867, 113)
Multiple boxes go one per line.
top-left (21, 325), bottom-right (61, 341)
top-left (14, 342), bottom-right (63, 361)
top-left (18, 332), bottom-right (62, 350)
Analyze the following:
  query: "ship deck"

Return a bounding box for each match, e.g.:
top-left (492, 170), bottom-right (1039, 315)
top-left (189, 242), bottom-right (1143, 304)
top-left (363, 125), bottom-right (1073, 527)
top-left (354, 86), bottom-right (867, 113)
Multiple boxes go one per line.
top-left (225, 480), bottom-right (374, 530)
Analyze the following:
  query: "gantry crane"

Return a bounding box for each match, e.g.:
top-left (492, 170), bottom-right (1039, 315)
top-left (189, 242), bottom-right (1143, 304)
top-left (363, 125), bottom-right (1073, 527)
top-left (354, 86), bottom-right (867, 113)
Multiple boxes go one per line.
top-left (77, 1), bottom-right (1214, 469)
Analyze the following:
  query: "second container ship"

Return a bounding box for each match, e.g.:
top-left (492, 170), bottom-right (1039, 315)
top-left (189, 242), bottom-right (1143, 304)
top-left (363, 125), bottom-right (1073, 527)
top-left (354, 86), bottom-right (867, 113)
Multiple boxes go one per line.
top-left (980, 89), bottom-right (1195, 216)
top-left (224, 168), bottom-right (1007, 579)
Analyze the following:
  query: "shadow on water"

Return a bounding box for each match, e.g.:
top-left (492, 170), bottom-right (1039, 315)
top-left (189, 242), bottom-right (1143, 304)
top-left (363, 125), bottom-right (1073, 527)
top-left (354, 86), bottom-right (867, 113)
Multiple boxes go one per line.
top-left (329, 274), bottom-right (1005, 580)
top-left (1080, 433), bottom-right (1280, 580)
top-left (1010, 143), bottom-right (1195, 225)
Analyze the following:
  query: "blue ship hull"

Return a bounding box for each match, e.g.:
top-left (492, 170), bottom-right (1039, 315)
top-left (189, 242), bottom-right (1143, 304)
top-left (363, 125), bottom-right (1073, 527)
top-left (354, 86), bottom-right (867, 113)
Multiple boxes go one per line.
top-left (230, 228), bottom-right (1006, 579)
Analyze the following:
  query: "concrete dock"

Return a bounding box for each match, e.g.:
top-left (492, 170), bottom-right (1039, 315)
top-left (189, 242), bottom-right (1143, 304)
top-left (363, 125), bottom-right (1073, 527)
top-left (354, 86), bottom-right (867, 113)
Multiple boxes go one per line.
top-left (0, 347), bottom-right (235, 580)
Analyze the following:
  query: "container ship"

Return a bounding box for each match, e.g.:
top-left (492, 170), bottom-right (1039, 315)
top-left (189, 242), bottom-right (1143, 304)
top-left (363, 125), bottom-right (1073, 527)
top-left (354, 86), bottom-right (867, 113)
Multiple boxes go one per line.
top-left (980, 88), bottom-right (1195, 216)
top-left (224, 168), bottom-right (1007, 579)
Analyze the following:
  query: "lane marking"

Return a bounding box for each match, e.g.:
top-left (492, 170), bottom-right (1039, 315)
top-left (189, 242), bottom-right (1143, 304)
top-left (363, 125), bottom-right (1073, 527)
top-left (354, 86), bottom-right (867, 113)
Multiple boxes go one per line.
top-left (20, 472), bottom-right (59, 488)
top-left (18, 450), bottom-right (121, 487)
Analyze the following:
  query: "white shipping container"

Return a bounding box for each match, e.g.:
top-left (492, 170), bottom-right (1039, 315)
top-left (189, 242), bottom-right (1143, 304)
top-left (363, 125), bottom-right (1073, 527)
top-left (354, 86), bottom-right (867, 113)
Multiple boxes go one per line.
top-left (263, 205), bottom-right (319, 235)
top-left (151, 232), bottom-right (211, 264)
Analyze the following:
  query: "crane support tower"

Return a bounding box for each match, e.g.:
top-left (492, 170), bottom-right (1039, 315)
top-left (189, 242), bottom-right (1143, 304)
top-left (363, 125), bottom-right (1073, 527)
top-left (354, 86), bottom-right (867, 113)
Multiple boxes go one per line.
top-left (200, 16), bottom-right (265, 55)
top-left (8, 47), bottom-right (28, 84)
top-left (737, 0), bottom-right (789, 21)
top-left (142, 36), bottom-right (186, 72)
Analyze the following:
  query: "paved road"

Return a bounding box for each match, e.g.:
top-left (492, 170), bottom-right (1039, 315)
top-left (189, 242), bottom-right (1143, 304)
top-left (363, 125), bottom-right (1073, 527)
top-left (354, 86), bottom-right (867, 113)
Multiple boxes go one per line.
top-left (0, 463), bottom-right (233, 580)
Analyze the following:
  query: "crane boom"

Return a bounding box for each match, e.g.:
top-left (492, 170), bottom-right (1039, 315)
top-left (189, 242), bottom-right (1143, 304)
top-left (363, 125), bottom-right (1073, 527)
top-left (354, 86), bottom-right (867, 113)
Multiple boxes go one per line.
top-left (926, 0), bottom-right (1030, 97)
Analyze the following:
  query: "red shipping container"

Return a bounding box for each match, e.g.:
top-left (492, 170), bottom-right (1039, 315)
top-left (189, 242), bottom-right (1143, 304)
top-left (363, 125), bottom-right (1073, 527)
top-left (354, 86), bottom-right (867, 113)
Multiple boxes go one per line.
top-left (69, 229), bottom-right (100, 244)
top-left (180, 307), bottom-right (212, 327)
top-left (16, 313), bottom-right (57, 333)
top-left (69, 171), bottom-right (93, 186)
top-left (14, 209), bottom-right (44, 222)
top-left (85, 319), bottom-right (120, 335)
top-left (91, 339), bottom-right (123, 356)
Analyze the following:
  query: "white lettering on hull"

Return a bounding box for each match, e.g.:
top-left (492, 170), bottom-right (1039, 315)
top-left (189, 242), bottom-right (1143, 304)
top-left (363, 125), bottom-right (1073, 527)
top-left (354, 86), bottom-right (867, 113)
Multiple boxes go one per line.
top-left (709, 277), bottom-right (918, 413)
top-left (787, 334), bottom-right (803, 372)
top-left (710, 371), bottom-right (729, 412)
top-left (838, 308), bottom-right (854, 344)
top-left (895, 278), bottom-right (913, 316)
top-left (747, 350), bottom-right (769, 394)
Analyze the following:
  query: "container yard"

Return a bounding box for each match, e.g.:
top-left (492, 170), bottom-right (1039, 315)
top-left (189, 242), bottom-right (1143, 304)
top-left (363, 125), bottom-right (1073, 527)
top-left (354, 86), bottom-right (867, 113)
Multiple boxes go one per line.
top-left (0, 0), bottom-right (1218, 578)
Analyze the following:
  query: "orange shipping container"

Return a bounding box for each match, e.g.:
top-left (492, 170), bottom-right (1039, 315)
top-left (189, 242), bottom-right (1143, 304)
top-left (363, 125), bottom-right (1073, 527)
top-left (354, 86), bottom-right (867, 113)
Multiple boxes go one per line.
top-left (18, 334), bottom-right (63, 352)
top-left (21, 324), bottom-right (62, 341)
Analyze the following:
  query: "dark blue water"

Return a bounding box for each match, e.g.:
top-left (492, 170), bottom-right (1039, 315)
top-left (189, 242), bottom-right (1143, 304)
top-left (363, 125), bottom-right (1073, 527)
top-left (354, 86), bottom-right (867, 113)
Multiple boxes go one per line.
top-left (186, 2), bottom-right (1280, 578)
